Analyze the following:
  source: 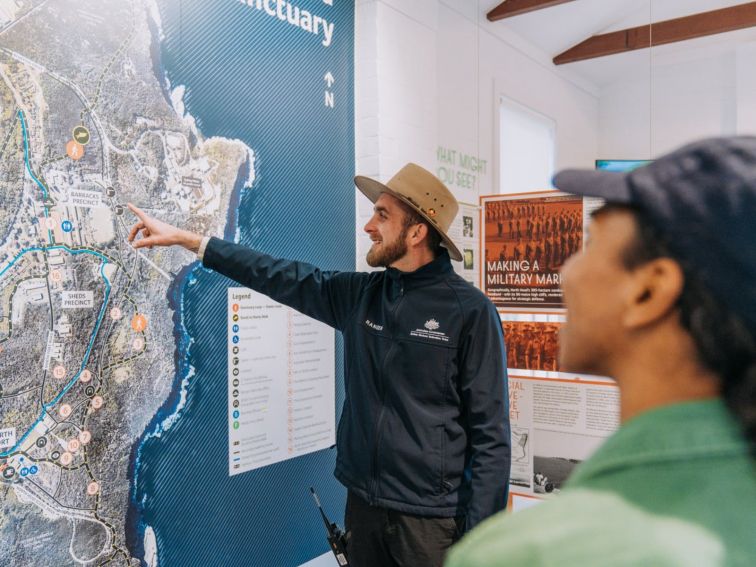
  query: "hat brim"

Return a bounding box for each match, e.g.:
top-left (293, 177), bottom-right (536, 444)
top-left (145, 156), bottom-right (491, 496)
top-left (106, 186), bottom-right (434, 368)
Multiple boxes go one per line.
top-left (355, 175), bottom-right (463, 262)
top-left (552, 169), bottom-right (633, 203)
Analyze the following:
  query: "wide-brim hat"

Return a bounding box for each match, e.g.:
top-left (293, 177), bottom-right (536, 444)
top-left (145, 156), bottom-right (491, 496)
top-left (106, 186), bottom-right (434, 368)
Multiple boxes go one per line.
top-left (355, 163), bottom-right (462, 261)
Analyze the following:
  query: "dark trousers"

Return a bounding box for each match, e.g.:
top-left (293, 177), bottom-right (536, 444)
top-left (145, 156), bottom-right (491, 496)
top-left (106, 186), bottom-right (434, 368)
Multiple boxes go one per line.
top-left (344, 491), bottom-right (463, 567)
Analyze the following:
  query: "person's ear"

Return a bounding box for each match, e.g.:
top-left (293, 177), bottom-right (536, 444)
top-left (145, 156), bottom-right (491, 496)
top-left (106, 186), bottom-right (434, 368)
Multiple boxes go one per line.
top-left (622, 258), bottom-right (685, 329)
top-left (408, 223), bottom-right (428, 247)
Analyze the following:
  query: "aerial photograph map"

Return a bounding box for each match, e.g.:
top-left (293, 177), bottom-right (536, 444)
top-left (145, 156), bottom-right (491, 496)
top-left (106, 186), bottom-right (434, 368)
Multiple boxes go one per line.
top-left (0, 0), bottom-right (353, 563)
top-left (0, 0), bottom-right (252, 564)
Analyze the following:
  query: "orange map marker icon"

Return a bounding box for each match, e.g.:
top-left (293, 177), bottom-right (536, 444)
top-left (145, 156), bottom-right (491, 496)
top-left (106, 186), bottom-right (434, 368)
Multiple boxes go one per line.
top-left (131, 314), bottom-right (148, 332)
top-left (66, 140), bottom-right (85, 160)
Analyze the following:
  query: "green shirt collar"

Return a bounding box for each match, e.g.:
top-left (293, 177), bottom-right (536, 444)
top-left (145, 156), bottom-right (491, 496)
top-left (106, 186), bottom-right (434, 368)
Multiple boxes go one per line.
top-left (567, 399), bottom-right (748, 487)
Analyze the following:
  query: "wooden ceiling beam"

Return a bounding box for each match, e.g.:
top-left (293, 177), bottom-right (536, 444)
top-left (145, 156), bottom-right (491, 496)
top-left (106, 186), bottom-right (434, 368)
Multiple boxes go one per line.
top-left (554, 2), bottom-right (756, 65)
top-left (487, 0), bottom-right (576, 22)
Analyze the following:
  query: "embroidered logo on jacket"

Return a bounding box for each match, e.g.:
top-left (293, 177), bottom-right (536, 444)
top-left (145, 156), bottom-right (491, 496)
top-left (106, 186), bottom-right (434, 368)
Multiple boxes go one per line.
top-left (411, 319), bottom-right (449, 342)
top-left (424, 319), bottom-right (440, 331)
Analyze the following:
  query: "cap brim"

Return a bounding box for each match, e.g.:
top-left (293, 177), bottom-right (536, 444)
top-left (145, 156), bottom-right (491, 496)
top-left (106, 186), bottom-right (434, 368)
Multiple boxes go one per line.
top-left (552, 169), bottom-right (633, 203)
top-left (354, 175), bottom-right (463, 262)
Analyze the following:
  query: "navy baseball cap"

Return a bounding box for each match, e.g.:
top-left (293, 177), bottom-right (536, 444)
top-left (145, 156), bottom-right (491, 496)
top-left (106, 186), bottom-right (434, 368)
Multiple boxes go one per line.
top-left (553, 136), bottom-right (756, 335)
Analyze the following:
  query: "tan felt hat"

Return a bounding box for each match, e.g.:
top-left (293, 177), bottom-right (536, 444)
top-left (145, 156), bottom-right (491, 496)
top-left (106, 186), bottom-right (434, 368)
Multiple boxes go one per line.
top-left (355, 163), bottom-right (462, 261)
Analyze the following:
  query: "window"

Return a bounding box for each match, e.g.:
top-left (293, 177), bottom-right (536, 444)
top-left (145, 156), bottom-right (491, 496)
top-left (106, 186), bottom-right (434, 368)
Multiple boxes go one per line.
top-left (499, 97), bottom-right (556, 194)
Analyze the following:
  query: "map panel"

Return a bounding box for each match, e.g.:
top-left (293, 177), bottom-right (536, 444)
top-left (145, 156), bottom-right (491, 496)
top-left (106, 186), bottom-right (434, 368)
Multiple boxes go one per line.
top-left (0, 1), bottom-right (354, 565)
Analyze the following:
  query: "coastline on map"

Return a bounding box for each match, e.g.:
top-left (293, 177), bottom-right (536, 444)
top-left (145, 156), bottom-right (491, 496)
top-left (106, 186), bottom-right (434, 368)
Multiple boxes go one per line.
top-left (125, 1), bottom-right (257, 562)
top-left (143, 525), bottom-right (159, 567)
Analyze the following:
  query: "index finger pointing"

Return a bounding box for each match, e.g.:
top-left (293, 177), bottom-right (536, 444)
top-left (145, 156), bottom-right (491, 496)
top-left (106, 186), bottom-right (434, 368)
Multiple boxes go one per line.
top-left (127, 203), bottom-right (147, 221)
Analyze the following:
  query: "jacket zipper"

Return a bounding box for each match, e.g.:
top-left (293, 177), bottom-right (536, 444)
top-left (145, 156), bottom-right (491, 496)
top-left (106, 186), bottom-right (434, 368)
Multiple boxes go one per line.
top-left (368, 281), bottom-right (404, 504)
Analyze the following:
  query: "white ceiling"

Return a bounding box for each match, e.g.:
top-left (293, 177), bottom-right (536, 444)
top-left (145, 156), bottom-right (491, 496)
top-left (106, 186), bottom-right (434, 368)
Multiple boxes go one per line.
top-left (482, 0), bottom-right (756, 89)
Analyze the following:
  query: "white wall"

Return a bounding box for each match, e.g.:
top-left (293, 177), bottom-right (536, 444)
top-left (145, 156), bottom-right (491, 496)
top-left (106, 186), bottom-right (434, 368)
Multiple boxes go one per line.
top-left (599, 43), bottom-right (756, 159)
top-left (736, 44), bottom-right (756, 133)
top-left (355, 2), bottom-right (756, 269)
top-left (354, 0), bottom-right (600, 270)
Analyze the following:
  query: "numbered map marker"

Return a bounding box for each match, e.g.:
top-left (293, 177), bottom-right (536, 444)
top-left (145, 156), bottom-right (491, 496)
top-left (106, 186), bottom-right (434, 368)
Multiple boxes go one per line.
top-left (60, 452), bottom-right (73, 466)
top-left (59, 404), bottom-right (72, 418)
top-left (53, 365), bottom-right (66, 380)
top-left (131, 314), bottom-right (147, 332)
top-left (91, 396), bottom-right (104, 410)
top-left (66, 140), bottom-right (85, 161)
top-left (110, 307), bottom-right (122, 320)
top-left (78, 431), bottom-right (92, 445)
top-left (67, 439), bottom-right (80, 453)
top-left (132, 337), bottom-right (145, 351)
top-left (87, 481), bottom-right (100, 495)
top-left (50, 270), bottom-right (63, 282)
top-left (80, 369), bottom-right (92, 383)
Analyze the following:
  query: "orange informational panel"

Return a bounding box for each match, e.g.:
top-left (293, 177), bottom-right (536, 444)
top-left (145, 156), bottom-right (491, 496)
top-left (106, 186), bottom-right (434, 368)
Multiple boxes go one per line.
top-left (481, 191), bottom-right (593, 311)
top-left (507, 375), bottom-right (619, 502)
top-left (480, 190), bottom-right (618, 507)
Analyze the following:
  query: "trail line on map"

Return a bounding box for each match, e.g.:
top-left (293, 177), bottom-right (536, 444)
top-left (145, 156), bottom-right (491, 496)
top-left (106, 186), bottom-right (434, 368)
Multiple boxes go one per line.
top-left (5, 49), bottom-right (114, 182)
top-left (18, 109), bottom-right (55, 244)
top-left (18, 110), bottom-right (49, 201)
top-left (0, 245), bottom-right (113, 457)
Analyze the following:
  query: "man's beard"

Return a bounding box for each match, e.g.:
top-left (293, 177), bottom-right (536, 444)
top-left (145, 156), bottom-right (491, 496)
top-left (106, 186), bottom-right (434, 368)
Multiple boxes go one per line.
top-left (366, 228), bottom-right (409, 268)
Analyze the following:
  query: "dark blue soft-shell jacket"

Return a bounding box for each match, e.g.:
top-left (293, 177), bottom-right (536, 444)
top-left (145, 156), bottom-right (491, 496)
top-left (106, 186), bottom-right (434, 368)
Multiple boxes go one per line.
top-left (204, 237), bottom-right (511, 530)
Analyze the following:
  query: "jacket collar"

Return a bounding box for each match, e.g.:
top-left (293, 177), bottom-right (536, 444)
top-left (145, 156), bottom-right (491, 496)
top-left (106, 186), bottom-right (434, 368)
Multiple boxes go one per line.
top-left (567, 399), bottom-right (748, 487)
top-left (385, 249), bottom-right (454, 291)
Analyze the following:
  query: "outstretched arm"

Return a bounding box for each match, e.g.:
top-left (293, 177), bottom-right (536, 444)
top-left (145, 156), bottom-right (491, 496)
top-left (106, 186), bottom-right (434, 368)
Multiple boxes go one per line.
top-left (126, 204), bottom-right (367, 331)
top-left (201, 237), bottom-right (367, 331)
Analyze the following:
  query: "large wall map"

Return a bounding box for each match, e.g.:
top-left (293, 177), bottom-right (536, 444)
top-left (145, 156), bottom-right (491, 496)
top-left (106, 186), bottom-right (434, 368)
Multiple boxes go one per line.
top-left (0, 1), bottom-right (354, 565)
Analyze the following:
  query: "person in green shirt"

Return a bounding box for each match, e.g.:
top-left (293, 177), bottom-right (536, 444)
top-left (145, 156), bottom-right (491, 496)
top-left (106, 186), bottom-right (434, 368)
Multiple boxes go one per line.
top-left (446, 137), bottom-right (756, 567)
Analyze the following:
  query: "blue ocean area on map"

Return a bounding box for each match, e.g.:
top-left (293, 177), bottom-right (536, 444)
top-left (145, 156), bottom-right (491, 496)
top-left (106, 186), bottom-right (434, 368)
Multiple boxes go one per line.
top-left (126, 1), bottom-right (354, 565)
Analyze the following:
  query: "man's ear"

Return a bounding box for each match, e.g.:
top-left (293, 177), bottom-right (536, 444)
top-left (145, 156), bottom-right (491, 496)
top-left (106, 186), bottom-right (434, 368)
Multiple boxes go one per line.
top-left (408, 222), bottom-right (428, 247)
top-left (622, 258), bottom-right (685, 329)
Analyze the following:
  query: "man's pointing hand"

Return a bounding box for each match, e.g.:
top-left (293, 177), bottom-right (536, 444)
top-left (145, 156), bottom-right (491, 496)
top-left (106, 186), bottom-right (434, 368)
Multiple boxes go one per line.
top-left (127, 203), bottom-right (203, 253)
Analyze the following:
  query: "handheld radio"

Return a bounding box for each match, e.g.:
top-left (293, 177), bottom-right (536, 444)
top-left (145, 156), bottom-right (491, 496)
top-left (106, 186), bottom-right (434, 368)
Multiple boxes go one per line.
top-left (310, 487), bottom-right (350, 567)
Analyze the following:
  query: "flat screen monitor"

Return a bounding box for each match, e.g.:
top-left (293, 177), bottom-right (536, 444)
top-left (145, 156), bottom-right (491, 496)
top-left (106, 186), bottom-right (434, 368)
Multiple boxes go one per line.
top-left (595, 159), bottom-right (651, 172)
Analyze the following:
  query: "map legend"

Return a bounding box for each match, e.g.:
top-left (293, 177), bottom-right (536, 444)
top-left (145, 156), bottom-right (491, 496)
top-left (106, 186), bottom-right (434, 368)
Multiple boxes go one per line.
top-left (228, 288), bottom-right (335, 476)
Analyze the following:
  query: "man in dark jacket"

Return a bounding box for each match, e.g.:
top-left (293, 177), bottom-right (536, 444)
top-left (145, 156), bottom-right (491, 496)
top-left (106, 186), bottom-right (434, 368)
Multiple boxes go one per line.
top-left (128, 163), bottom-right (510, 567)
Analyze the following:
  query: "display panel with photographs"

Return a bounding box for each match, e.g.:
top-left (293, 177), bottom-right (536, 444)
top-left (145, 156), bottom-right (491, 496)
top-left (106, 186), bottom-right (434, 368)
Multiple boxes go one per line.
top-left (449, 202), bottom-right (481, 287)
top-left (482, 192), bottom-right (582, 310)
top-left (507, 375), bottom-right (619, 500)
top-left (485, 192), bottom-right (623, 506)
